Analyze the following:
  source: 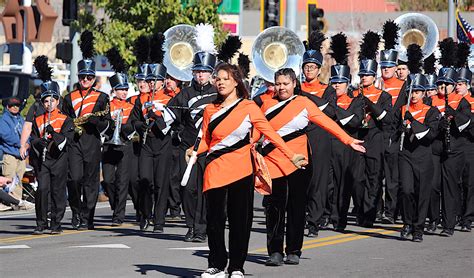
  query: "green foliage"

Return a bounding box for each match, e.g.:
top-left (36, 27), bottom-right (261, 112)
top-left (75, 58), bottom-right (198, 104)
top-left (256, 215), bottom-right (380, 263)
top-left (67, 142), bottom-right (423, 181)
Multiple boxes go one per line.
top-left (72, 0), bottom-right (228, 71)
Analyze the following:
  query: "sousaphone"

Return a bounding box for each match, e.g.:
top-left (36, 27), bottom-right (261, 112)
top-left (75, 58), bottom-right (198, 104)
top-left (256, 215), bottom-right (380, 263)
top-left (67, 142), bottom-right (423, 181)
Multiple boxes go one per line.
top-left (251, 27), bottom-right (306, 83)
top-left (163, 24), bottom-right (199, 82)
top-left (395, 13), bottom-right (439, 61)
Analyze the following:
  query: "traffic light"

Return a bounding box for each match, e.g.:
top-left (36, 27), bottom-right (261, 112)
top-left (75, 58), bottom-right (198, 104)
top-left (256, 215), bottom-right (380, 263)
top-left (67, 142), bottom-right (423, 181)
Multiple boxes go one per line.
top-left (56, 42), bottom-right (72, 63)
top-left (261, 0), bottom-right (282, 30)
top-left (307, 1), bottom-right (326, 37)
top-left (62, 0), bottom-right (77, 26)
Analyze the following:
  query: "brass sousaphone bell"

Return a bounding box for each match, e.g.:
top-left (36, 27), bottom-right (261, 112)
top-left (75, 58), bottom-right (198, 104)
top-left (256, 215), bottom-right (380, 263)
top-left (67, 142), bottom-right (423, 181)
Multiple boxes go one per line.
top-left (163, 24), bottom-right (199, 82)
top-left (395, 13), bottom-right (439, 61)
top-left (251, 27), bottom-right (306, 83)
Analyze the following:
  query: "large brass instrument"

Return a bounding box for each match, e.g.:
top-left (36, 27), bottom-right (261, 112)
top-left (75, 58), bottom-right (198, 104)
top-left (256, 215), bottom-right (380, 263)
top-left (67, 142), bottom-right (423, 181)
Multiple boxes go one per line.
top-left (251, 26), bottom-right (305, 84)
top-left (73, 103), bottom-right (110, 136)
top-left (163, 24), bottom-right (199, 82)
top-left (394, 13), bottom-right (439, 61)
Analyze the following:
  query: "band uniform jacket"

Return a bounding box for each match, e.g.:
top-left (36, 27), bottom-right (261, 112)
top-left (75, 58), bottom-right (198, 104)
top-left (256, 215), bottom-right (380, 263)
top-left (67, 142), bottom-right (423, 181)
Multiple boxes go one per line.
top-left (197, 99), bottom-right (295, 192)
top-left (62, 87), bottom-right (111, 154)
top-left (131, 89), bottom-right (175, 147)
top-left (167, 81), bottom-right (217, 150)
top-left (31, 108), bottom-right (74, 161)
top-left (104, 98), bottom-right (135, 150)
top-left (259, 94), bottom-right (355, 179)
top-left (428, 93), bottom-right (472, 154)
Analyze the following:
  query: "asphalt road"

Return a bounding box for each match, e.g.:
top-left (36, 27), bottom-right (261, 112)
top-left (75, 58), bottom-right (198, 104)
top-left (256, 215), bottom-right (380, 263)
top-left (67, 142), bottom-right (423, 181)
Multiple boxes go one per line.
top-left (1, 196), bottom-right (473, 278)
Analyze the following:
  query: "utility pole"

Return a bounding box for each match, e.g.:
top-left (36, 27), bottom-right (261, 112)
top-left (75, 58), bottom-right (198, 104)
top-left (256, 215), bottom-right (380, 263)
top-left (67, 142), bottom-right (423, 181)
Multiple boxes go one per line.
top-left (21, 0), bottom-right (32, 74)
top-left (448, 0), bottom-right (456, 39)
top-left (286, 0), bottom-right (297, 32)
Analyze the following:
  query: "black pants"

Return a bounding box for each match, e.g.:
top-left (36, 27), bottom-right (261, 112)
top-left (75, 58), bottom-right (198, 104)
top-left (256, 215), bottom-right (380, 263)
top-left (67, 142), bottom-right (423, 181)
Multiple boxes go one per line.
top-left (206, 175), bottom-right (253, 274)
top-left (383, 143), bottom-right (400, 219)
top-left (138, 136), bottom-right (171, 226)
top-left (180, 148), bottom-right (207, 234)
top-left (428, 154), bottom-right (442, 224)
top-left (442, 151), bottom-right (466, 229)
top-left (168, 145), bottom-right (182, 217)
top-left (36, 153), bottom-right (68, 230)
top-left (399, 149), bottom-right (433, 233)
top-left (67, 136), bottom-right (101, 226)
top-left (128, 141), bottom-right (141, 220)
top-left (331, 140), bottom-right (365, 230)
top-left (266, 169), bottom-right (310, 257)
top-left (358, 128), bottom-right (384, 226)
top-left (102, 143), bottom-right (132, 222)
top-left (306, 127), bottom-right (332, 228)
top-left (461, 145), bottom-right (474, 225)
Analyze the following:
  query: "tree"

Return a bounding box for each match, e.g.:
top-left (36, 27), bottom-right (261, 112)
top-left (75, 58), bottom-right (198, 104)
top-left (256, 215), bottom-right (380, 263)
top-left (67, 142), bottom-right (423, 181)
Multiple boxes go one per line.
top-left (73, 0), bottom-right (228, 68)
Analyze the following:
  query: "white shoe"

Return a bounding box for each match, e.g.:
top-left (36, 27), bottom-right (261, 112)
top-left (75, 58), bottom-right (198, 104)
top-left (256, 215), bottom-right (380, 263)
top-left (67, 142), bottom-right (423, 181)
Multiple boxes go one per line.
top-left (0, 203), bottom-right (12, 212)
top-left (18, 200), bottom-right (35, 210)
top-left (230, 270), bottom-right (244, 278)
top-left (201, 268), bottom-right (225, 278)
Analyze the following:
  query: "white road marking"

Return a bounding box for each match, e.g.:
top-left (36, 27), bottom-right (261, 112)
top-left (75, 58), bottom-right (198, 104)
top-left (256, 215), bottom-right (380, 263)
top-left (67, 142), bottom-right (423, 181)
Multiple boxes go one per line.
top-left (69, 244), bottom-right (130, 249)
top-left (169, 246), bottom-right (210, 251)
top-left (0, 244), bottom-right (31, 249)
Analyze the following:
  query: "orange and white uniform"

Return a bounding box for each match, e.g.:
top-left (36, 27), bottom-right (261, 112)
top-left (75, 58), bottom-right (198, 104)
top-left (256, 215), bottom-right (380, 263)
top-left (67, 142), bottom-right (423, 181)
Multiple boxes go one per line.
top-left (260, 95), bottom-right (354, 179)
top-left (383, 76), bottom-right (405, 106)
top-left (197, 99), bottom-right (295, 192)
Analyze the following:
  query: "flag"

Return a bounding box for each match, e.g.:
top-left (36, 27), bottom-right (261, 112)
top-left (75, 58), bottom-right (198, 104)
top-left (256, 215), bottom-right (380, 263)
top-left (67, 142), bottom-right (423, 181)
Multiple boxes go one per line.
top-left (456, 10), bottom-right (474, 44)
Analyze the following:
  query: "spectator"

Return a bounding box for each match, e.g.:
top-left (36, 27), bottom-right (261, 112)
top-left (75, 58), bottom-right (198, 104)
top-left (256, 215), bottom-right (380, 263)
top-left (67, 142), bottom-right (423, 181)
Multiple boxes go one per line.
top-left (0, 97), bottom-right (26, 200)
top-left (0, 176), bottom-right (34, 211)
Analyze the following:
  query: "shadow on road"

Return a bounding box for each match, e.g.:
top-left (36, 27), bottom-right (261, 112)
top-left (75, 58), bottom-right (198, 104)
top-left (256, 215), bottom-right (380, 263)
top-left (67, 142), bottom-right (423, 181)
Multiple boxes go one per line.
top-left (134, 263), bottom-right (202, 276)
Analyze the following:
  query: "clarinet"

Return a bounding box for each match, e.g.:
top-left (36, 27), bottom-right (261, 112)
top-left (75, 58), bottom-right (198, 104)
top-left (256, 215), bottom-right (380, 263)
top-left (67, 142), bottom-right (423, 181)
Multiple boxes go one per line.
top-left (42, 106), bottom-right (52, 162)
top-left (444, 85), bottom-right (451, 154)
top-left (400, 79), bottom-right (414, 151)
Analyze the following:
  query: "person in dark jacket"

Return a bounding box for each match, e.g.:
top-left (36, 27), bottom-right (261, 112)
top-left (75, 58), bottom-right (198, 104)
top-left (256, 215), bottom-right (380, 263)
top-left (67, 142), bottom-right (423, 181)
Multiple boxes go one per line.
top-left (167, 51), bottom-right (218, 242)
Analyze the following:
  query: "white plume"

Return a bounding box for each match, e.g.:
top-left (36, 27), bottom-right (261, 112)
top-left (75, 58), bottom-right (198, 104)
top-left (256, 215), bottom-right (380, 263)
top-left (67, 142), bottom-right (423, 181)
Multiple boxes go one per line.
top-left (195, 23), bottom-right (216, 54)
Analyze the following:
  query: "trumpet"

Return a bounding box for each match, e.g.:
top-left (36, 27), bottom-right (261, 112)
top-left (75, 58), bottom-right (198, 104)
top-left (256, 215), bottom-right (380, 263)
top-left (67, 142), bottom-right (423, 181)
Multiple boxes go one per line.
top-left (73, 103), bottom-right (110, 136)
top-left (105, 108), bottom-right (125, 146)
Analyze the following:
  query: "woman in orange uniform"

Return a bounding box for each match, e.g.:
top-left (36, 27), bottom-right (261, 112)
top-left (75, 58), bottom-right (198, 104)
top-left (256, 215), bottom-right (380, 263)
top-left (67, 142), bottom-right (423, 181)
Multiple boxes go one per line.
top-left (261, 68), bottom-right (365, 266)
top-left (195, 63), bottom-right (306, 278)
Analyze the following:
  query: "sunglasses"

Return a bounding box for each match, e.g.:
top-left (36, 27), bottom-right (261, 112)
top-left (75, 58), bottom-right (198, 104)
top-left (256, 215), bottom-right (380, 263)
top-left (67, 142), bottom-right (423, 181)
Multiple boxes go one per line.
top-left (437, 82), bottom-right (452, 87)
top-left (8, 104), bottom-right (20, 107)
top-left (79, 75), bottom-right (95, 81)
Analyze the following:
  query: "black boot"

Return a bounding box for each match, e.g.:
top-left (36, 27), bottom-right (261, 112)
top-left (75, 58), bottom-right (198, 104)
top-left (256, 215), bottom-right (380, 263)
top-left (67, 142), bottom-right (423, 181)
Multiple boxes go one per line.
top-left (400, 224), bottom-right (412, 240)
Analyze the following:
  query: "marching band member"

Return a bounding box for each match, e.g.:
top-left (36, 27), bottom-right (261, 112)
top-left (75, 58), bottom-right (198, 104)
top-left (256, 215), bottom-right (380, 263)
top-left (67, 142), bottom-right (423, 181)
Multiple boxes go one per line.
top-left (131, 32), bottom-right (175, 233)
top-left (197, 63), bottom-right (307, 278)
top-left (166, 73), bottom-right (185, 221)
top-left (378, 20), bottom-right (406, 224)
top-left (261, 68), bottom-right (365, 266)
top-left (62, 31), bottom-right (111, 230)
top-left (454, 42), bottom-right (473, 232)
top-left (354, 31), bottom-right (393, 227)
top-left (429, 38), bottom-right (471, 237)
top-left (127, 35), bottom-right (153, 222)
top-left (31, 56), bottom-right (74, 234)
top-left (326, 33), bottom-right (365, 231)
top-left (423, 54), bottom-right (438, 99)
top-left (398, 45), bottom-right (440, 242)
top-left (299, 30), bottom-right (336, 237)
top-left (167, 23), bottom-right (218, 242)
top-left (101, 48), bottom-right (135, 226)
